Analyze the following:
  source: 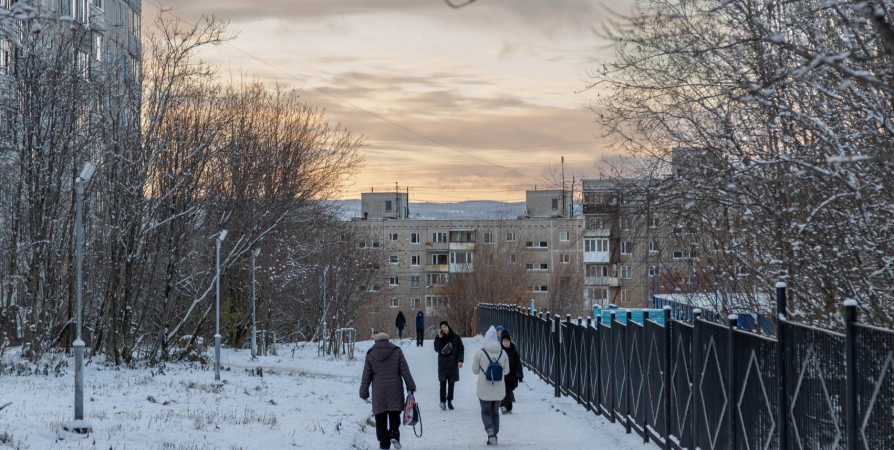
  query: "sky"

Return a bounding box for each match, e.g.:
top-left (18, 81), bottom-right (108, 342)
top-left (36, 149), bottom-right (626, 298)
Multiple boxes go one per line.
top-left (143, 0), bottom-right (629, 202)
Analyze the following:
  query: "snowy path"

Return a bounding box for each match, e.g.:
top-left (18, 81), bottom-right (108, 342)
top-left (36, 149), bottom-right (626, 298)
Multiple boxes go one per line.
top-left (397, 336), bottom-right (647, 449)
top-left (0, 337), bottom-right (650, 449)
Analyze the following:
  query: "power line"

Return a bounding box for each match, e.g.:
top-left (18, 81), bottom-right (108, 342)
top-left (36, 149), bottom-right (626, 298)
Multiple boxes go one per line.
top-left (142, 0), bottom-right (548, 183)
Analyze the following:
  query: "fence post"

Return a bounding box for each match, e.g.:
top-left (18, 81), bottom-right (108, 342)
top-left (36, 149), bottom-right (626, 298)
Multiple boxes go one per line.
top-left (692, 308), bottom-right (702, 450)
top-left (643, 310), bottom-right (650, 444)
top-left (554, 313), bottom-right (561, 398)
top-left (626, 310), bottom-right (633, 434)
top-left (776, 282), bottom-right (788, 450)
top-left (610, 310), bottom-right (617, 423)
top-left (585, 316), bottom-right (592, 411)
top-left (596, 314), bottom-right (603, 415)
top-left (663, 305), bottom-right (672, 445)
top-left (728, 314), bottom-right (738, 450)
top-left (845, 299), bottom-right (858, 450)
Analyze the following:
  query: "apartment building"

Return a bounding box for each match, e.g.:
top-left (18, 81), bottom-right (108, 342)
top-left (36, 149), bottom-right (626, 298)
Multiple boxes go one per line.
top-left (0, 0), bottom-right (142, 79)
top-left (350, 190), bottom-right (584, 317)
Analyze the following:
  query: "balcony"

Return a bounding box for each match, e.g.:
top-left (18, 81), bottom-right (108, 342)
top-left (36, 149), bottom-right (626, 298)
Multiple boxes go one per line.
top-left (449, 242), bottom-right (475, 251)
top-left (582, 203), bottom-right (620, 215)
top-left (425, 242), bottom-right (449, 251)
top-left (585, 276), bottom-right (619, 287)
top-left (425, 264), bottom-right (449, 272)
top-left (450, 263), bottom-right (473, 273)
top-left (583, 251), bottom-right (610, 263)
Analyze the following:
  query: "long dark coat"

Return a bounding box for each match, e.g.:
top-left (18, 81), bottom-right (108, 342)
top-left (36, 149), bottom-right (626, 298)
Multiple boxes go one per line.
top-left (502, 341), bottom-right (522, 390)
top-left (395, 312), bottom-right (406, 330)
top-left (359, 338), bottom-right (417, 415)
top-left (433, 327), bottom-right (464, 383)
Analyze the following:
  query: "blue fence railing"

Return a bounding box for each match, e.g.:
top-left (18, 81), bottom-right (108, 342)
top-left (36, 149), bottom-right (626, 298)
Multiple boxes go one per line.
top-left (477, 285), bottom-right (893, 450)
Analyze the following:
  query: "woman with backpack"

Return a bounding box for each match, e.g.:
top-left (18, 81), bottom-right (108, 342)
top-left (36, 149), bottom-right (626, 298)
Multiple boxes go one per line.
top-left (472, 326), bottom-right (509, 445)
top-left (360, 333), bottom-right (417, 450)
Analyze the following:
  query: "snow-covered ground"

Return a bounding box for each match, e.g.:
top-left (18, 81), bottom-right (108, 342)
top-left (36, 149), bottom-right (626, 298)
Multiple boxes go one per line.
top-left (0, 337), bottom-right (647, 449)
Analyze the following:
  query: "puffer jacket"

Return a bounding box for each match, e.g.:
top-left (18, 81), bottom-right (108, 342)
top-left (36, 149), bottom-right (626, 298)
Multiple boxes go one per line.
top-left (359, 334), bottom-right (417, 415)
top-left (471, 338), bottom-right (510, 401)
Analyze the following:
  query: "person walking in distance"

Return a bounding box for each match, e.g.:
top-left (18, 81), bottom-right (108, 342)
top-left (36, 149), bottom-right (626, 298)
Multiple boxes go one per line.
top-left (433, 320), bottom-right (464, 410)
top-left (499, 330), bottom-right (522, 414)
top-left (415, 311), bottom-right (425, 347)
top-left (473, 326), bottom-right (509, 445)
top-left (360, 332), bottom-right (416, 450)
top-left (395, 311), bottom-right (407, 340)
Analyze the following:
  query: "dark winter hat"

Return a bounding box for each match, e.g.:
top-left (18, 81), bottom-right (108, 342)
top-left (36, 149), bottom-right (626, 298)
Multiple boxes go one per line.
top-left (439, 320), bottom-right (450, 327)
top-left (501, 330), bottom-right (511, 341)
top-left (496, 325), bottom-right (504, 332)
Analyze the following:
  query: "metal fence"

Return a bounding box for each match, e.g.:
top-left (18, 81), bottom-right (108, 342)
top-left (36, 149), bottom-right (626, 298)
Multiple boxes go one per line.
top-left (477, 286), bottom-right (894, 450)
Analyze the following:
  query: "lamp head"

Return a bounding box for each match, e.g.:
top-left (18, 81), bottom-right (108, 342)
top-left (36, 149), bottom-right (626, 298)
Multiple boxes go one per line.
top-left (218, 230), bottom-right (228, 242)
top-left (78, 162), bottom-right (96, 183)
top-left (253, 248), bottom-right (261, 258)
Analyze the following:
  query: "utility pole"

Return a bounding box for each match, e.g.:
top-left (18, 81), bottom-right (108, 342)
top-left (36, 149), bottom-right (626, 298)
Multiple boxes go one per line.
top-left (215, 230), bottom-right (227, 383)
top-left (322, 265), bottom-right (328, 354)
top-left (251, 248), bottom-right (260, 361)
top-left (66, 162), bottom-right (95, 434)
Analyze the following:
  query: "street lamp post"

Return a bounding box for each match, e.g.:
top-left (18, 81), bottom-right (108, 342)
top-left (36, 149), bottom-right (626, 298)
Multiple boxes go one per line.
top-left (251, 248), bottom-right (260, 361)
top-left (215, 230), bottom-right (227, 382)
top-left (67, 161), bottom-right (95, 434)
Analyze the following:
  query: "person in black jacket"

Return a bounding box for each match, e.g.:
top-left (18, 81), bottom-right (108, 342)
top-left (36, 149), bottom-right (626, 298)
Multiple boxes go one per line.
top-left (360, 333), bottom-right (417, 449)
top-left (415, 311), bottom-right (425, 347)
top-left (433, 320), bottom-right (464, 410)
top-left (499, 331), bottom-right (522, 414)
top-left (395, 311), bottom-right (406, 340)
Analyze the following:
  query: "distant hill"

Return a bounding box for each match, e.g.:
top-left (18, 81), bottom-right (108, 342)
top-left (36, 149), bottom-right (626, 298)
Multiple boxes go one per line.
top-left (331, 199), bottom-right (583, 220)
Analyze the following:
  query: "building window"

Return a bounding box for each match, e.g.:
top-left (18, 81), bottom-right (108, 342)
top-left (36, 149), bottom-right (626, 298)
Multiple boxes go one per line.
top-left (432, 232), bottom-right (447, 243)
top-left (0, 40), bottom-right (11, 75)
top-left (649, 241), bottom-right (659, 253)
top-left (621, 241), bottom-right (632, 255)
top-left (371, 241), bottom-right (381, 248)
top-left (431, 254), bottom-right (448, 265)
top-left (561, 254), bottom-right (571, 264)
top-left (650, 217), bottom-right (659, 228)
top-left (649, 266), bottom-right (657, 276)
top-left (411, 255), bottom-right (421, 266)
top-left (621, 218), bottom-right (632, 230)
top-left (385, 200), bottom-right (393, 212)
top-left (388, 232), bottom-right (399, 242)
top-left (130, 9), bottom-right (140, 36)
top-left (390, 298), bottom-right (399, 308)
top-left (410, 276), bottom-right (420, 288)
top-left (508, 254), bottom-right (517, 264)
top-left (525, 263), bottom-right (548, 271)
top-left (585, 239), bottom-right (609, 252)
top-left (450, 252), bottom-right (472, 264)
top-left (389, 276), bottom-right (399, 286)
top-left (620, 290), bottom-right (628, 303)
top-left (621, 266), bottom-right (632, 279)
top-left (560, 231), bottom-right (569, 241)
top-left (426, 273), bottom-right (448, 286)
top-left (94, 33), bottom-right (103, 62)
top-left (450, 231), bottom-right (475, 242)
top-left (589, 265), bottom-right (608, 277)
top-left (483, 232), bottom-right (493, 244)
top-left (410, 233), bottom-right (420, 244)
top-left (673, 250), bottom-right (692, 259)
top-left (93, 0), bottom-right (103, 9)
top-left (411, 298), bottom-right (421, 309)
top-left (390, 255), bottom-right (399, 264)
top-left (531, 285), bottom-right (549, 292)
top-left (525, 241), bottom-right (548, 249)
top-left (505, 232), bottom-right (516, 242)
top-left (587, 215), bottom-right (610, 229)
top-left (371, 305), bottom-right (381, 314)
top-left (587, 287), bottom-right (609, 303)
top-left (552, 199), bottom-right (559, 210)
top-left (482, 254), bottom-right (494, 265)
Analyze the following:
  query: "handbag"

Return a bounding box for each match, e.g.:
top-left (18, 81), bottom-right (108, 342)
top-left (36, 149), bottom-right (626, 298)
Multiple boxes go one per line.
top-left (440, 342), bottom-right (453, 356)
top-left (402, 392), bottom-right (422, 437)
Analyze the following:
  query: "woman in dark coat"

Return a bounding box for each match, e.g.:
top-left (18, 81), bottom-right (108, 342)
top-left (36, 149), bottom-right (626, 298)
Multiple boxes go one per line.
top-left (433, 320), bottom-right (464, 410)
top-left (360, 333), bottom-right (416, 450)
top-left (395, 311), bottom-right (407, 339)
top-left (500, 331), bottom-right (523, 414)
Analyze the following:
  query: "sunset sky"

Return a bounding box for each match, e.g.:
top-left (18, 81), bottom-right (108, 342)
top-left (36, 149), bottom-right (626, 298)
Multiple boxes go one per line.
top-left (145, 0), bottom-right (626, 202)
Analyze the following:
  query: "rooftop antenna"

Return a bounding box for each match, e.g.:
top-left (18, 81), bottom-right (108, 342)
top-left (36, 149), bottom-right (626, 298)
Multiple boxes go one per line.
top-left (562, 156), bottom-right (566, 218)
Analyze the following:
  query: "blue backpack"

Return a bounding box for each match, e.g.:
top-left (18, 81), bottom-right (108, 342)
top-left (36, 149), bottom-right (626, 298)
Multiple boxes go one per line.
top-left (481, 349), bottom-right (504, 383)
